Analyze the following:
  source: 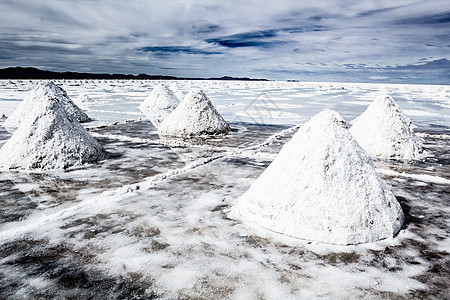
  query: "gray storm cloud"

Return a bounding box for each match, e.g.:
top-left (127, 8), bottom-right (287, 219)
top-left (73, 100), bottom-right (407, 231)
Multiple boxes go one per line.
top-left (0, 0), bottom-right (448, 83)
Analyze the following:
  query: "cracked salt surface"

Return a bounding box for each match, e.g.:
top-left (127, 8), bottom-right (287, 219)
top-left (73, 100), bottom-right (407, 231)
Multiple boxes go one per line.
top-left (0, 80), bottom-right (449, 299)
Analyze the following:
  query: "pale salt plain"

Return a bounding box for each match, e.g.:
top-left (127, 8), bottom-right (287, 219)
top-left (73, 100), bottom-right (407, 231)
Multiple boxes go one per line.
top-left (0, 79), bottom-right (449, 299)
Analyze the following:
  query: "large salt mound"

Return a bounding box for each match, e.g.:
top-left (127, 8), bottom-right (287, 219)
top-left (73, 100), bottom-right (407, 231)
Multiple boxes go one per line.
top-left (0, 91), bottom-right (106, 170)
top-left (139, 84), bottom-right (180, 128)
top-left (349, 95), bottom-right (423, 159)
top-left (3, 81), bottom-right (91, 132)
top-left (158, 89), bottom-right (230, 137)
top-left (237, 110), bottom-right (404, 245)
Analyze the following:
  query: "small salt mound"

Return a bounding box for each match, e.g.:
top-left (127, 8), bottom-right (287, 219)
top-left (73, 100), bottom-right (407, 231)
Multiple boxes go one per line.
top-left (237, 110), bottom-right (404, 245)
top-left (158, 89), bottom-right (230, 137)
top-left (3, 81), bottom-right (91, 132)
top-left (349, 95), bottom-right (423, 159)
top-left (0, 92), bottom-right (106, 170)
top-left (76, 93), bottom-right (93, 103)
top-left (139, 84), bottom-right (180, 128)
top-left (73, 93), bottom-right (94, 110)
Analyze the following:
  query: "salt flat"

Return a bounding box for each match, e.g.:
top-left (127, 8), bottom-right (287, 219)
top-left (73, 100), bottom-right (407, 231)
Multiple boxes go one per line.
top-left (0, 79), bottom-right (448, 299)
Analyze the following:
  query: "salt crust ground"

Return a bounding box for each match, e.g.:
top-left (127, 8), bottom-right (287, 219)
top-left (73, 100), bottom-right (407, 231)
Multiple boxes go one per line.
top-left (0, 80), bottom-right (448, 299)
top-left (238, 110), bottom-right (404, 245)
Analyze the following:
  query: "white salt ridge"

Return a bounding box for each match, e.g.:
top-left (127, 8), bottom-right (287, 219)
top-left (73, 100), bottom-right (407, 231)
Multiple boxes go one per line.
top-left (138, 84), bottom-right (180, 128)
top-left (158, 89), bottom-right (230, 137)
top-left (3, 81), bottom-right (91, 132)
top-left (377, 168), bottom-right (450, 185)
top-left (237, 110), bottom-right (404, 245)
top-left (349, 95), bottom-right (424, 159)
top-left (0, 90), bottom-right (106, 170)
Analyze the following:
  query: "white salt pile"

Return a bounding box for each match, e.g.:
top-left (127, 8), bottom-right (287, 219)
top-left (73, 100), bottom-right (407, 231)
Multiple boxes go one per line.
top-left (349, 95), bottom-right (423, 159)
top-left (175, 89), bottom-right (186, 101)
top-left (139, 84), bottom-right (180, 128)
top-left (3, 81), bottom-right (91, 132)
top-left (0, 90), bottom-right (106, 170)
top-left (169, 82), bottom-right (186, 100)
top-left (237, 110), bottom-right (404, 245)
top-left (158, 89), bottom-right (231, 137)
top-left (169, 81), bottom-right (180, 92)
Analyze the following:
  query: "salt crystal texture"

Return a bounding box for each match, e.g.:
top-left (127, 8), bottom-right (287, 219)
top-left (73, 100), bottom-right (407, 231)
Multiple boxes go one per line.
top-left (349, 95), bottom-right (423, 159)
top-left (158, 89), bottom-right (231, 137)
top-left (139, 84), bottom-right (180, 128)
top-left (237, 110), bottom-right (404, 245)
top-left (0, 90), bottom-right (106, 170)
top-left (3, 81), bottom-right (91, 132)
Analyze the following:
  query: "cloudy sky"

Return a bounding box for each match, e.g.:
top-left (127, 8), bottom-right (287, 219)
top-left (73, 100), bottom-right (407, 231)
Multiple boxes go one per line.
top-left (0, 0), bottom-right (449, 83)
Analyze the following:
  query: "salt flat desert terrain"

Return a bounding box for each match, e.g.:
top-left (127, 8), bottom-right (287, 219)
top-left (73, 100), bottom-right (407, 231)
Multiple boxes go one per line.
top-left (0, 79), bottom-right (449, 299)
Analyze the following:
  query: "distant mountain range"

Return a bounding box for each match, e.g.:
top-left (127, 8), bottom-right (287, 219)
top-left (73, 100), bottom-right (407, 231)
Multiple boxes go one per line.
top-left (0, 67), bottom-right (268, 81)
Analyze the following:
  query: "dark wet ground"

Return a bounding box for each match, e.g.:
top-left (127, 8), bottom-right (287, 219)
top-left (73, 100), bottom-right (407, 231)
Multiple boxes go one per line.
top-left (0, 119), bottom-right (448, 299)
top-left (0, 119), bottom-right (290, 225)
